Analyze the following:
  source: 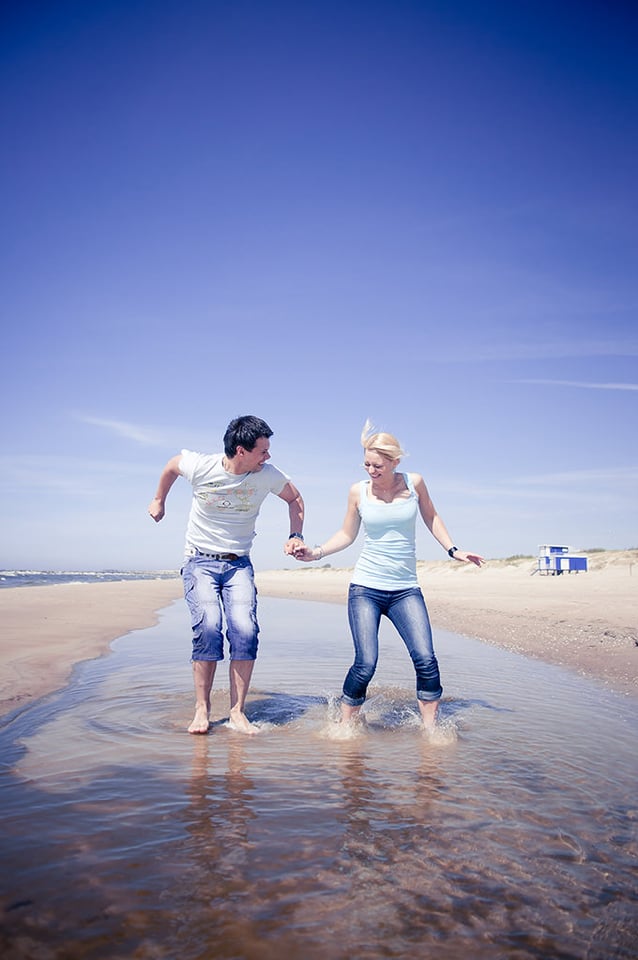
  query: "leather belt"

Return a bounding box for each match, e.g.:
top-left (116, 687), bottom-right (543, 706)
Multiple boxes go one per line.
top-left (186, 547), bottom-right (240, 561)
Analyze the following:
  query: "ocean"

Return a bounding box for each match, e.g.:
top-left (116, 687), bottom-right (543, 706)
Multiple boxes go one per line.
top-left (0, 595), bottom-right (636, 959)
top-left (0, 570), bottom-right (179, 589)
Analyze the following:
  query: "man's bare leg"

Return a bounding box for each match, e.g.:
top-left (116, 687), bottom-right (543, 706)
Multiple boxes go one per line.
top-left (188, 660), bottom-right (216, 734)
top-left (417, 698), bottom-right (439, 731)
top-left (228, 659), bottom-right (260, 734)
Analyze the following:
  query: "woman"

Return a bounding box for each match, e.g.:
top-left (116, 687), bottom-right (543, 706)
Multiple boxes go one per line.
top-left (295, 422), bottom-right (484, 730)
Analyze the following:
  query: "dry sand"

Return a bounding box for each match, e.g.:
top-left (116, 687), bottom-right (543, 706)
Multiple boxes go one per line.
top-left (1, 550), bottom-right (636, 719)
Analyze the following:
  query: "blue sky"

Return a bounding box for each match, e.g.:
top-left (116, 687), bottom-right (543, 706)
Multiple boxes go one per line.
top-left (2, 0), bottom-right (636, 572)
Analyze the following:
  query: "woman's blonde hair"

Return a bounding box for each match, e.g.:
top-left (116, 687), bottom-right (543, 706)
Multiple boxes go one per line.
top-left (360, 419), bottom-right (407, 462)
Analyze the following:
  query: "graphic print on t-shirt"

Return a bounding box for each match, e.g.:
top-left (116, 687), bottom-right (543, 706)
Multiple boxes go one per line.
top-left (195, 479), bottom-right (258, 513)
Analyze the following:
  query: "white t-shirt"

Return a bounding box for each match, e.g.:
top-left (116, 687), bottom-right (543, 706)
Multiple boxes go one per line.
top-left (179, 450), bottom-right (290, 556)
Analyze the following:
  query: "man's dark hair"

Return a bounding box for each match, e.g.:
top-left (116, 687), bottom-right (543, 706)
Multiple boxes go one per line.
top-left (224, 416), bottom-right (273, 457)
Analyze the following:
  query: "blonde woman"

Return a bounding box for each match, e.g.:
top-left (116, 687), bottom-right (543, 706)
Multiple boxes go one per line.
top-left (295, 422), bottom-right (484, 730)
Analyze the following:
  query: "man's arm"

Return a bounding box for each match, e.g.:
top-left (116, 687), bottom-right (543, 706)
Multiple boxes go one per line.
top-left (277, 482), bottom-right (305, 555)
top-left (148, 455), bottom-right (183, 522)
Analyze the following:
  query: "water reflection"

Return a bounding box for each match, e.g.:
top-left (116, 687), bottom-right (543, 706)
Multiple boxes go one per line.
top-left (0, 597), bottom-right (636, 960)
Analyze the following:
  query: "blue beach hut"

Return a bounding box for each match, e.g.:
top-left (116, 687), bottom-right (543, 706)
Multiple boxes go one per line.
top-left (536, 545), bottom-right (588, 575)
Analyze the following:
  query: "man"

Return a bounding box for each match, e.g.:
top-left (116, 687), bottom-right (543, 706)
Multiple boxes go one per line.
top-left (148, 415), bottom-right (304, 735)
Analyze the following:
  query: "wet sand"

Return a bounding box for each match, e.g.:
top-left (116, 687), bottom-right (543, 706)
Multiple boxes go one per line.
top-left (0, 550), bottom-right (636, 718)
top-left (0, 578), bottom-right (183, 718)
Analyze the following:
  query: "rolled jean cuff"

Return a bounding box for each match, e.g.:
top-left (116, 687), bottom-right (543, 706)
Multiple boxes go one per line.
top-left (341, 693), bottom-right (365, 707)
top-left (417, 689), bottom-right (443, 703)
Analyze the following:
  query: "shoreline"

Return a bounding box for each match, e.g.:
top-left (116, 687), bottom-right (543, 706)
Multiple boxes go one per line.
top-left (0, 578), bottom-right (184, 719)
top-left (0, 550), bottom-right (636, 718)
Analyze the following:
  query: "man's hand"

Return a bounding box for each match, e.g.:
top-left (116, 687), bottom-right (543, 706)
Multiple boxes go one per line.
top-left (148, 497), bottom-right (165, 523)
top-left (284, 536), bottom-right (304, 556)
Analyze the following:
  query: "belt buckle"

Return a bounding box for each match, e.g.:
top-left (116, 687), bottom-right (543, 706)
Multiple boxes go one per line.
top-left (188, 547), bottom-right (238, 561)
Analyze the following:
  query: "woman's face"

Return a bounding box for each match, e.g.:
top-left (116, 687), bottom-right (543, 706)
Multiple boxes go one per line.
top-left (362, 450), bottom-right (398, 480)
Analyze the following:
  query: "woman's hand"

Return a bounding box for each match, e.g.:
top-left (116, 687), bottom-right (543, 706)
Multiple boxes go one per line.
top-left (294, 545), bottom-right (322, 562)
top-left (453, 550), bottom-right (485, 567)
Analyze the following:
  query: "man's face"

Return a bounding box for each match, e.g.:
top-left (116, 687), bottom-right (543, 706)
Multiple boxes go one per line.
top-left (239, 437), bottom-right (271, 471)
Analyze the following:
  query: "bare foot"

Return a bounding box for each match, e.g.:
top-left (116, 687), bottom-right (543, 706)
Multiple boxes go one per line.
top-left (188, 705), bottom-right (211, 735)
top-left (418, 700), bottom-right (439, 732)
top-left (426, 721), bottom-right (458, 746)
top-left (228, 707), bottom-right (261, 735)
top-left (340, 703), bottom-right (363, 725)
top-left (324, 718), bottom-right (363, 740)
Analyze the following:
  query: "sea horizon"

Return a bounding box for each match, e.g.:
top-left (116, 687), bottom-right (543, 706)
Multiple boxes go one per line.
top-left (0, 569), bottom-right (180, 589)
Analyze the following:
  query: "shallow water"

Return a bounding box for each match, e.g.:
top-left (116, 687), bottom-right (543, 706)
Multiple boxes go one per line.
top-left (1, 597), bottom-right (636, 960)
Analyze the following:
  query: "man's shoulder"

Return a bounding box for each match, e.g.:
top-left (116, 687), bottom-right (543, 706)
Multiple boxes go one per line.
top-left (258, 462), bottom-right (289, 491)
top-left (261, 462), bottom-right (283, 475)
top-left (180, 450), bottom-right (223, 479)
top-left (181, 449), bottom-right (222, 463)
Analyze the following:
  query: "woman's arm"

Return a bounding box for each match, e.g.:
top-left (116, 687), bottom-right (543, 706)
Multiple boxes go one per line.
top-left (295, 483), bottom-right (362, 562)
top-left (413, 473), bottom-right (485, 567)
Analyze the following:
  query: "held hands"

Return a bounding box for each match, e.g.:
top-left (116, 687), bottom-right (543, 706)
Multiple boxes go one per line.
top-left (283, 536), bottom-right (305, 557)
top-left (293, 545), bottom-right (321, 563)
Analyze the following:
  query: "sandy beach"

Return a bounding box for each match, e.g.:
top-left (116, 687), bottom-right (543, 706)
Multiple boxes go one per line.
top-left (1, 550), bottom-right (636, 718)
top-left (256, 549), bottom-right (638, 698)
top-left (0, 578), bottom-right (184, 719)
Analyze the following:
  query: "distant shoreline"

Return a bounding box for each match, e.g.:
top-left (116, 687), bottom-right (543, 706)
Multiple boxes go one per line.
top-left (0, 550), bottom-right (635, 719)
top-left (0, 570), bottom-right (179, 589)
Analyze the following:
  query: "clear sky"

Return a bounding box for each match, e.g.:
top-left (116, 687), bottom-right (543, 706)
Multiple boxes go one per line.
top-left (2, 0), bottom-right (637, 573)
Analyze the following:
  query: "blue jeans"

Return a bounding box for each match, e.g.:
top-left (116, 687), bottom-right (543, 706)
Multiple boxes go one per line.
top-left (342, 584), bottom-right (442, 706)
top-left (181, 555), bottom-right (259, 661)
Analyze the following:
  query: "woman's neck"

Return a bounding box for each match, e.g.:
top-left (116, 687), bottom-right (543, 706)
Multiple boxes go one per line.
top-left (370, 473), bottom-right (402, 501)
